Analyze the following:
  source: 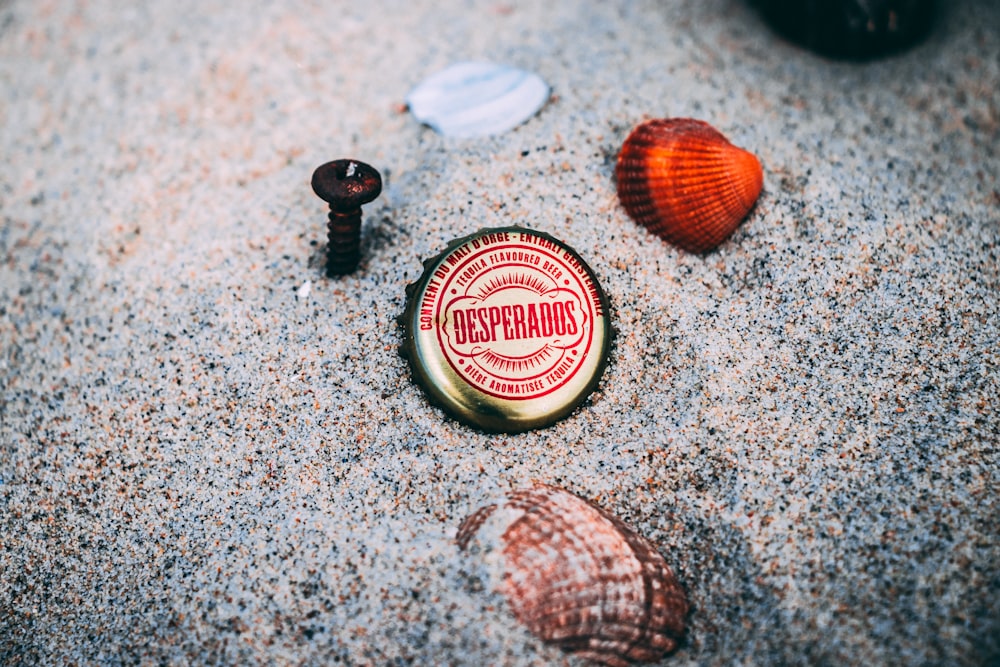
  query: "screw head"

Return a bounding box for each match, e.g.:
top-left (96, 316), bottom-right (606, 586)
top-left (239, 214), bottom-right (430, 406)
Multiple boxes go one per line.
top-left (311, 159), bottom-right (382, 211)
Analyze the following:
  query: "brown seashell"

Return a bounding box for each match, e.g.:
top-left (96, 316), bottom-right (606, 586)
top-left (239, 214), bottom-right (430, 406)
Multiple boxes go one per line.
top-left (615, 118), bottom-right (763, 253)
top-left (457, 484), bottom-right (687, 666)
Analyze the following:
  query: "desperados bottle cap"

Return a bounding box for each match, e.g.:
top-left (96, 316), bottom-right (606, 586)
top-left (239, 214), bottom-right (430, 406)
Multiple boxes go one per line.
top-left (400, 227), bottom-right (612, 433)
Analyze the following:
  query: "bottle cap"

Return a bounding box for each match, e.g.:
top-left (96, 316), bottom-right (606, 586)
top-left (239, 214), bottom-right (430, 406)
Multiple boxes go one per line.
top-left (400, 227), bottom-right (612, 433)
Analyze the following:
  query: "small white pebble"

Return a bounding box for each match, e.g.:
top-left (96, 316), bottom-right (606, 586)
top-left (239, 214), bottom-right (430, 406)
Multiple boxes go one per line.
top-left (297, 280), bottom-right (311, 300)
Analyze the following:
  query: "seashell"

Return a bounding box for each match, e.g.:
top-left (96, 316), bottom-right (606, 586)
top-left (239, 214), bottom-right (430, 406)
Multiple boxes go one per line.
top-left (457, 484), bottom-right (687, 666)
top-left (406, 62), bottom-right (549, 138)
top-left (615, 118), bottom-right (763, 254)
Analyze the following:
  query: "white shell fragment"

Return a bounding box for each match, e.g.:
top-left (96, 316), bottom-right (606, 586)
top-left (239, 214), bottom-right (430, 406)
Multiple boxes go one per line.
top-left (406, 62), bottom-right (549, 138)
top-left (296, 280), bottom-right (311, 300)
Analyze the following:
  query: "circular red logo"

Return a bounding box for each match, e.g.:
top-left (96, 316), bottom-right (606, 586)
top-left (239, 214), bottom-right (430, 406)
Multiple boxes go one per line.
top-left (418, 230), bottom-right (605, 401)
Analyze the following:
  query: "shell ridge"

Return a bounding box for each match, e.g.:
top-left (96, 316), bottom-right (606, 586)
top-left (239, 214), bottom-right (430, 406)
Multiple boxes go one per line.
top-left (616, 117), bottom-right (763, 252)
top-left (456, 502), bottom-right (499, 550)
top-left (588, 506), bottom-right (674, 657)
top-left (588, 506), bottom-right (687, 648)
top-left (458, 485), bottom-right (687, 664)
top-left (505, 488), bottom-right (629, 636)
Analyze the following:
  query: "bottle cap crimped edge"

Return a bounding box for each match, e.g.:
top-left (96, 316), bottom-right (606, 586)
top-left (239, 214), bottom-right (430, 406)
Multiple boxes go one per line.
top-left (399, 226), bottom-right (612, 433)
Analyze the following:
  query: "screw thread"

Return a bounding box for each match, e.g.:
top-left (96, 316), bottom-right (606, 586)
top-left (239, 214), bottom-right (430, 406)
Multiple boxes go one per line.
top-left (326, 209), bottom-right (362, 276)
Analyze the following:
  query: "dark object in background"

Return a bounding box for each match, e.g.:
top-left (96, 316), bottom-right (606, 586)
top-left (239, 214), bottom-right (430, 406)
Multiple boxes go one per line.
top-left (311, 159), bottom-right (382, 277)
top-left (750, 0), bottom-right (937, 59)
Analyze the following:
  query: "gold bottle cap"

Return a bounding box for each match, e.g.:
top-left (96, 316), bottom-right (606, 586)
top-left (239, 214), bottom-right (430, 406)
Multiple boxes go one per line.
top-left (401, 227), bottom-right (612, 433)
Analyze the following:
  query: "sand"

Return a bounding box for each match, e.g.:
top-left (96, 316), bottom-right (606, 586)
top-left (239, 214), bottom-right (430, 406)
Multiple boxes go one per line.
top-left (1, 1), bottom-right (998, 664)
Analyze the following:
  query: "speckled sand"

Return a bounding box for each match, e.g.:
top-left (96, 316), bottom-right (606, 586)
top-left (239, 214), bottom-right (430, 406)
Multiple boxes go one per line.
top-left (1, 1), bottom-right (998, 665)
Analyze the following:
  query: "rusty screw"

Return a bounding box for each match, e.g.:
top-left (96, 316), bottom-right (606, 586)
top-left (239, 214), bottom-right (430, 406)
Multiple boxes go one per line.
top-left (311, 159), bottom-right (382, 277)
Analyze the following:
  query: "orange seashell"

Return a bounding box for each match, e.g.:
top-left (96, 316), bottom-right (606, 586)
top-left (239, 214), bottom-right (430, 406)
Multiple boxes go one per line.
top-left (616, 118), bottom-right (763, 253)
top-left (457, 484), bottom-right (687, 667)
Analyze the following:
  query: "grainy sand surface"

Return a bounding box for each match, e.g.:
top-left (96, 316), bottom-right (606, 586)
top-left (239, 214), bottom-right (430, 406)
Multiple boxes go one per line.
top-left (1, 1), bottom-right (998, 665)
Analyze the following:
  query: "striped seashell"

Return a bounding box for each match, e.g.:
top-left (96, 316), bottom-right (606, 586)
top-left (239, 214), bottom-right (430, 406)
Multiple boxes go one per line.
top-left (616, 118), bottom-right (763, 253)
top-left (457, 484), bottom-right (687, 666)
